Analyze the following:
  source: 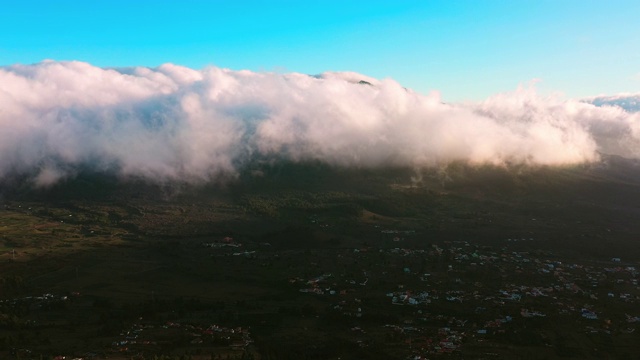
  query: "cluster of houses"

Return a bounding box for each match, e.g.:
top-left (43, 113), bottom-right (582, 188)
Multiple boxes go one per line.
top-left (111, 319), bottom-right (253, 355)
top-left (289, 233), bottom-right (639, 358)
top-left (0, 292), bottom-right (69, 309)
top-left (201, 236), bottom-right (242, 248)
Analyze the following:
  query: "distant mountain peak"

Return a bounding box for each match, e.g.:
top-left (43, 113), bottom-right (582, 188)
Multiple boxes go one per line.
top-left (585, 93), bottom-right (640, 112)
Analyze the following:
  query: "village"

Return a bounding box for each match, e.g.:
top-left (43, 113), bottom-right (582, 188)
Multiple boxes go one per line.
top-left (6, 225), bottom-right (639, 359)
top-left (2, 176), bottom-right (640, 360)
top-left (283, 230), bottom-right (640, 359)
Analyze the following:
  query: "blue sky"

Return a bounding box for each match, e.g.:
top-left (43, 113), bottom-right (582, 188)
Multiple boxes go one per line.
top-left (1, 0), bottom-right (638, 101)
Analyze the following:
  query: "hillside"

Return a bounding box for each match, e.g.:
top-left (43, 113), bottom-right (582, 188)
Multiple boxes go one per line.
top-left (1, 157), bottom-right (640, 359)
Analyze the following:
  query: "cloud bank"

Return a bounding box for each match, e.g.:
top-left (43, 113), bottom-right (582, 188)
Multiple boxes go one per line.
top-left (1, 61), bottom-right (639, 186)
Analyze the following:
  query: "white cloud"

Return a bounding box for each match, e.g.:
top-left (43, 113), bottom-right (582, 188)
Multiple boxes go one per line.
top-left (1, 61), bottom-right (639, 185)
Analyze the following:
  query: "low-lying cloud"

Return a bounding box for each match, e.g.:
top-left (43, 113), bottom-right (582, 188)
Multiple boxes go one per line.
top-left (1, 61), bottom-right (639, 186)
